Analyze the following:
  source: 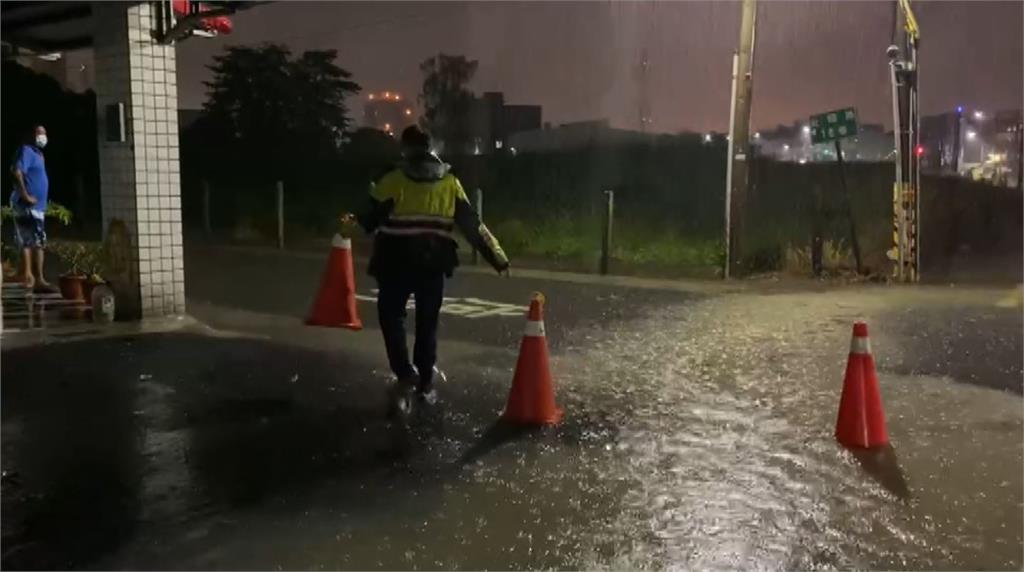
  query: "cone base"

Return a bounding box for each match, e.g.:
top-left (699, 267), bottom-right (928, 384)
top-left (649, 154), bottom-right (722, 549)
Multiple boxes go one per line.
top-left (305, 317), bottom-right (363, 330)
top-left (835, 434), bottom-right (889, 449)
top-left (502, 407), bottom-right (563, 426)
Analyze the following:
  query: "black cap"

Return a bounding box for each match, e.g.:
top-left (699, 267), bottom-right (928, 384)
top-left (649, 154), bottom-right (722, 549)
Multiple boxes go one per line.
top-left (400, 125), bottom-right (431, 151)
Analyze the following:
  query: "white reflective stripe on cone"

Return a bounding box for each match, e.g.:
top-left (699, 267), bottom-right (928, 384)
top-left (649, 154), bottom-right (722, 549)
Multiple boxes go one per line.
top-left (332, 234), bottom-right (352, 249)
top-left (524, 320), bottom-right (545, 337)
top-left (850, 335), bottom-right (871, 354)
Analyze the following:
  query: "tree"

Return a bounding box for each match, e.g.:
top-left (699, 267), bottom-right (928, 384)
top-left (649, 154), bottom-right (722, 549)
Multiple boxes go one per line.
top-left (199, 44), bottom-right (361, 179)
top-left (418, 53), bottom-right (478, 155)
top-left (291, 50), bottom-right (362, 150)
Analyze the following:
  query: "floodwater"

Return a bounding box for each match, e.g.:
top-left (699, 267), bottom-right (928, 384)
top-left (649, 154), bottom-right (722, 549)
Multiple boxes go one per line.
top-left (3, 288), bottom-right (1021, 570)
top-left (566, 291), bottom-right (1023, 570)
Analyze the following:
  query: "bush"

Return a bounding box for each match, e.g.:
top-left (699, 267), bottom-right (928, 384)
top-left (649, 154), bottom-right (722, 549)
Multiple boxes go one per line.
top-left (0, 201), bottom-right (73, 225)
top-left (743, 245), bottom-right (783, 274)
top-left (783, 239), bottom-right (852, 275)
top-left (487, 215), bottom-right (721, 275)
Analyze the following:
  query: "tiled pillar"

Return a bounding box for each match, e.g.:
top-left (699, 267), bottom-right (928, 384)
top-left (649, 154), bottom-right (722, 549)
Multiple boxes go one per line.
top-left (93, 2), bottom-right (184, 319)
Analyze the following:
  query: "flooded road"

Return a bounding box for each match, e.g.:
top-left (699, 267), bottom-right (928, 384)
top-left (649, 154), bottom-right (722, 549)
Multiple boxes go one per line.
top-left (566, 290), bottom-right (1022, 570)
top-left (2, 277), bottom-right (1021, 570)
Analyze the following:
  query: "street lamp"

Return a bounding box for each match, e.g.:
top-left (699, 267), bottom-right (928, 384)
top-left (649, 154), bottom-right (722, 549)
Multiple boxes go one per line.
top-left (973, 110), bottom-right (984, 120)
top-left (966, 130), bottom-right (977, 141)
top-left (703, 133), bottom-right (712, 143)
top-left (801, 125), bottom-right (811, 135)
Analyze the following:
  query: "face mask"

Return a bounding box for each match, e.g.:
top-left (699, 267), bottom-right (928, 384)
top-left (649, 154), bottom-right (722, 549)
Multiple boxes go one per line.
top-left (35, 135), bottom-right (47, 149)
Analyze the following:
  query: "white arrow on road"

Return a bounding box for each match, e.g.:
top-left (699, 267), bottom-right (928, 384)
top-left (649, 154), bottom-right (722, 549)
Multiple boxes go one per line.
top-left (354, 291), bottom-right (527, 319)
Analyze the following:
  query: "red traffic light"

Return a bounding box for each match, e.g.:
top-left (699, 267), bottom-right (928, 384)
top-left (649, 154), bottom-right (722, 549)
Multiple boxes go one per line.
top-left (914, 145), bottom-right (925, 157)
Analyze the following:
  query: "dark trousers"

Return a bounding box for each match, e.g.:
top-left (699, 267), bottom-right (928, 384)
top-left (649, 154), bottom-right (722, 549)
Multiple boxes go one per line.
top-left (377, 271), bottom-right (445, 390)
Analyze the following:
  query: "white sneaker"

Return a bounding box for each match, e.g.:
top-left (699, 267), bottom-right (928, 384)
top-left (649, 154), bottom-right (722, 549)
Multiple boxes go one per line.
top-left (417, 388), bottom-right (439, 406)
top-left (387, 375), bottom-right (417, 419)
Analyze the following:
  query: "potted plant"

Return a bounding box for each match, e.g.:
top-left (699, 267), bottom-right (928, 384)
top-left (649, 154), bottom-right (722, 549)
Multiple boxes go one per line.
top-left (81, 243), bottom-right (106, 301)
top-left (49, 241), bottom-right (89, 301)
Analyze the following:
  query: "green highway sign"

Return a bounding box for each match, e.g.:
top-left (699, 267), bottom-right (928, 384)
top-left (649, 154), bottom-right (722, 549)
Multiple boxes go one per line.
top-left (809, 107), bottom-right (858, 144)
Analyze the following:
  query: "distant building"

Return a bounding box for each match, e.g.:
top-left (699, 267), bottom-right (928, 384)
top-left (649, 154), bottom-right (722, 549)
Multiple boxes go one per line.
top-left (919, 108), bottom-right (1021, 185)
top-left (468, 92), bottom-right (541, 154)
top-left (755, 109), bottom-right (1022, 187)
top-left (363, 90), bottom-right (416, 136)
top-left (508, 119), bottom-right (652, 153)
top-left (754, 120), bottom-right (892, 164)
top-left (841, 124), bottom-right (893, 162)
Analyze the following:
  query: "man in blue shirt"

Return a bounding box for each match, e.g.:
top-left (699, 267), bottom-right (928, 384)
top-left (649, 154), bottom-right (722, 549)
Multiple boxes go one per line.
top-left (9, 125), bottom-right (53, 291)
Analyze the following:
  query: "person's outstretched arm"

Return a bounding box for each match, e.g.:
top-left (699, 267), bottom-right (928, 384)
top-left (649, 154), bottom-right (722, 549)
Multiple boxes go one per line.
top-left (452, 181), bottom-right (509, 274)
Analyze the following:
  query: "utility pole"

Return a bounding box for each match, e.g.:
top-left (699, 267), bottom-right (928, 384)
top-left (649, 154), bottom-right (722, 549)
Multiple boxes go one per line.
top-left (725, 0), bottom-right (757, 279)
top-left (1018, 121), bottom-right (1023, 192)
top-left (887, 0), bottom-right (921, 282)
top-left (952, 106), bottom-right (963, 174)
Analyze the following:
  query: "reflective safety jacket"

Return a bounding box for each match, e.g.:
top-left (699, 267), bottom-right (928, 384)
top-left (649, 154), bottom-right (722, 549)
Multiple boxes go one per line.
top-left (357, 151), bottom-right (509, 278)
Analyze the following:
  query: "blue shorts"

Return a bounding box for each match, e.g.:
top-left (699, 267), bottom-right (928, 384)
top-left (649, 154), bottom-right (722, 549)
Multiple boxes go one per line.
top-left (11, 206), bottom-right (46, 249)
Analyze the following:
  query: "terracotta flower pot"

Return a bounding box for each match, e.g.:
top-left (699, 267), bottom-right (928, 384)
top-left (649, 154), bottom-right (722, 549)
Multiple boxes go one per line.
top-left (59, 274), bottom-right (86, 301)
top-left (2, 260), bottom-right (18, 283)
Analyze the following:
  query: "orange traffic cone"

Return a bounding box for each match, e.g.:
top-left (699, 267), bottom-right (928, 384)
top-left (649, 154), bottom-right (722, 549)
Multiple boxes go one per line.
top-left (835, 321), bottom-right (888, 448)
top-left (502, 293), bottom-right (563, 425)
top-left (306, 234), bottom-right (363, 330)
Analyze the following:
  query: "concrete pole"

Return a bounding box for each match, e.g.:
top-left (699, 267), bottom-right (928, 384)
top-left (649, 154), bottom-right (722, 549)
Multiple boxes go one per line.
top-left (723, 51), bottom-right (739, 279)
top-left (727, 0), bottom-right (757, 278)
top-left (276, 180), bottom-right (284, 250)
top-left (600, 190), bottom-right (614, 275)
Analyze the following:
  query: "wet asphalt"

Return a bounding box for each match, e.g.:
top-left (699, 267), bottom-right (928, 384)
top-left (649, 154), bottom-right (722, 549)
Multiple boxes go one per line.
top-left (1, 245), bottom-right (1021, 570)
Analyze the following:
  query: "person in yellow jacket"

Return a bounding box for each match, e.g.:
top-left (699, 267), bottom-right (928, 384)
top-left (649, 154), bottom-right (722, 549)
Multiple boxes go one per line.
top-left (350, 126), bottom-right (509, 415)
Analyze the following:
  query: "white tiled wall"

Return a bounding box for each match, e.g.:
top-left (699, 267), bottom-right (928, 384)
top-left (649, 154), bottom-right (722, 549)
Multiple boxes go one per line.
top-left (94, 2), bottom-right (184, 318)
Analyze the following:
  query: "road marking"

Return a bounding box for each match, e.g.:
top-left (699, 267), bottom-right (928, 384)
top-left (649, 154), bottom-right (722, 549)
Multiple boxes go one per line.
top-left (354, 290), bottom-right (526, 319)
top-left (995, 285), bottom-right (1022, 309)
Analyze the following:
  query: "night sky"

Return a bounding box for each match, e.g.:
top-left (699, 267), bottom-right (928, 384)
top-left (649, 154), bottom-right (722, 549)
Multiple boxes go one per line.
top-left (175, 1), bottom-right (1023, 133)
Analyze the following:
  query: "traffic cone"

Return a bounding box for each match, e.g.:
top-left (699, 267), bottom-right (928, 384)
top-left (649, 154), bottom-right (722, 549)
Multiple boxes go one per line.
top-left (502, 293), bottom-right (563, 425)
top-left (305, 234), bottom-right (363, 330)
top-left (835, 321), bottom-right (888, 448)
